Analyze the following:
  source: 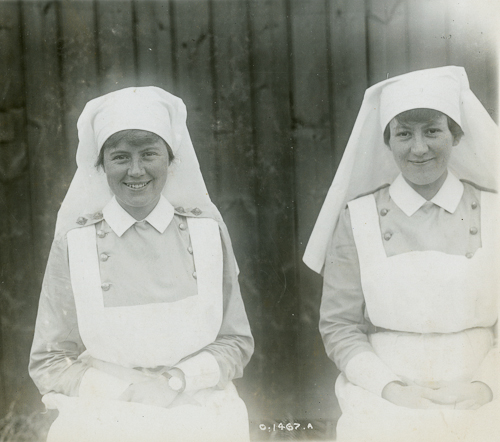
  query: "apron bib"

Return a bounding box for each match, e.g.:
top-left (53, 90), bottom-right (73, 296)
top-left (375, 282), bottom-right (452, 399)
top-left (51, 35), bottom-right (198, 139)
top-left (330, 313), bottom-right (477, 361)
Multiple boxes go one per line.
top-left (67, 217), bottom-right (223, 368)
top-left (45, 217), bottom-right (249, 442)
top-left (334, 191), bottom-right (499, 442)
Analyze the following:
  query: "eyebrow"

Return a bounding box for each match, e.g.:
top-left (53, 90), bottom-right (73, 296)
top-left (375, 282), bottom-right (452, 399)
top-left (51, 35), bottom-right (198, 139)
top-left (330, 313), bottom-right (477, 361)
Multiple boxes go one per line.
top-left (394, 120), bottom-right (442, 129)
top-left (108, 145), bottom-right (163, 155)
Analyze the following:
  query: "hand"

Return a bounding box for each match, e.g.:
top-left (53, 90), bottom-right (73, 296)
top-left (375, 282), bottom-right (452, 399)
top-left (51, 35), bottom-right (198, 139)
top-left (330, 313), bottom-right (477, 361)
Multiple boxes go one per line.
top-left (424, 382), bottom-right (493, 410)
top-left (119, 377), bottom-right (178, 408)
top-left (382, 382), bottom-right (446, 409)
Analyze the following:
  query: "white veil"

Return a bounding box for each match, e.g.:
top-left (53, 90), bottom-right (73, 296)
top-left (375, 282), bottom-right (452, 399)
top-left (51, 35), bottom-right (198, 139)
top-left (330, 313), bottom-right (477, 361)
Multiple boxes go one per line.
top-left (55, 87), bottom-right (220, 237)
top-left (303, 66), bottom-right (499, 274)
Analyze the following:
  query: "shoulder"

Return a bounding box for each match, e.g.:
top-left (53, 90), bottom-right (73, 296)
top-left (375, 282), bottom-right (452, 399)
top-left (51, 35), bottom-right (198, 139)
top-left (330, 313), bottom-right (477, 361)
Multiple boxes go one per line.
top-left (54, 211), bottom-right (103, 242)
top-left (173, 206), bottom-right (204, 218)
top-left (349, 183), bottom-right (390, 203)
top-left (460, 179), bottom-right (497, 194)
top-left (174, 205), bottom-right (224, 230)
top-left (460, 180), bottom-right (499, 209)
top-left (346, 183), bottom-right (391, 209)
top-left (72, 211), bottom-right (104, 229)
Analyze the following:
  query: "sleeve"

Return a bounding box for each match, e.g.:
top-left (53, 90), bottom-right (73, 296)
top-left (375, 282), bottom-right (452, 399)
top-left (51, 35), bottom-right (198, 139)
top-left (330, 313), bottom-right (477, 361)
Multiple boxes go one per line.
top-left (174, 223), bottom-right (254, 392)
top-left (29, 235), bottom-right (90, 397)
top-left (471, 322), bottom-right (499, 399)
top-left (320, 207), bottom-right (401, 396)
top-left (30, 235), bottom-right (151, 400)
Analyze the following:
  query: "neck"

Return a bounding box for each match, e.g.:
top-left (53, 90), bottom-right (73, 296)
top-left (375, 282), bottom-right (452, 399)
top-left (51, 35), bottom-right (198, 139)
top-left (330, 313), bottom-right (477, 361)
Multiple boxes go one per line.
top-left (405, 170), bottom-right (448, 201)
top-left (118, 198), bottom-right (160, 221)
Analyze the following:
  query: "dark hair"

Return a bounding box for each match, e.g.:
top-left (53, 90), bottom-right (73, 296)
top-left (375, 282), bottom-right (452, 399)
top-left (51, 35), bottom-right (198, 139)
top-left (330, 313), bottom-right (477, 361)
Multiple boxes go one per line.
top-left (95, 129), bottom-right (174, 169)
top-left (383, 108), bottom-right (464, 145)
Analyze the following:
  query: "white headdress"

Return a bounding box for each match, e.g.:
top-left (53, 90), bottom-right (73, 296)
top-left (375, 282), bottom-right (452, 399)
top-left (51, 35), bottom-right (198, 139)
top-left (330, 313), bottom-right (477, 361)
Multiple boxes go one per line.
top-left (303, 66), bottom-right (499, 274)
top-left (55, 87), bottom-right (220, 236)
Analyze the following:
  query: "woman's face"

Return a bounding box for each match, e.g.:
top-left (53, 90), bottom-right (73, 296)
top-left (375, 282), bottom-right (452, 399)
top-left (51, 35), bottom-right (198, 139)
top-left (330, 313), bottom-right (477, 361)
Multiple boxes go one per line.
top-left (103, 138), bottom-right (170, 219)
top-left (388, 113), bottom-right (460, 190)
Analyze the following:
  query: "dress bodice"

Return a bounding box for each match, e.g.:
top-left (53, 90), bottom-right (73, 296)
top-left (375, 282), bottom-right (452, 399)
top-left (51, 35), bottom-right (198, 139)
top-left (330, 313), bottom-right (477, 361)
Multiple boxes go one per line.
top-left (348, 191), bottom-right (498, 334)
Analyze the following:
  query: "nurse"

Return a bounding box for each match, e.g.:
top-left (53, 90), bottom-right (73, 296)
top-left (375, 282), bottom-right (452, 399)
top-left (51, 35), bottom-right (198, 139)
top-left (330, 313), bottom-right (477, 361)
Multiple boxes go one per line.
top-left (304, 66), bottom-right (499, 441)
top-left (29, 87), bottom-right (254, 442)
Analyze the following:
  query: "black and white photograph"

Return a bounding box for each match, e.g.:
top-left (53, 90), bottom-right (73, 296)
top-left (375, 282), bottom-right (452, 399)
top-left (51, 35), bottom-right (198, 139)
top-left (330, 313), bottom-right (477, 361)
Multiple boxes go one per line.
top-left (0, 0), bottom-right (498, 441)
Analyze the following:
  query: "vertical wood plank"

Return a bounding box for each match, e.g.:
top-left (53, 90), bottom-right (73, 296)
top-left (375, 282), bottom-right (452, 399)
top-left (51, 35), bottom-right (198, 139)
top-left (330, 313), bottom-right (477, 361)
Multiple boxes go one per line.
top-left (407, 0), bottom-right (448, 71)
top-left (366, 0), bottom-right (409, 83)
top-left (0, 1), bottom-right (41, 413)
top-left (96, 0), bottom-right (136, 94)
top-left (329, 0), bottom-right (368, 168)
top-left (447, 0), bottom-right (499, 121)
top-left (210, 0), bottom-right (261, 422)
top-left (171, 0), bottom-right (217, 196)
top-left (0, 3), bottom-right (25, 111)
top-left (248, 0), bottom-right (299, 419)
top-left (135, 0), bottom-right (176, 91)
top-left (21, 0), bottom-right (68, 280)
top-left (60, 0), bottom-right (99, 162)
top-left (0, 1), bottom-right (20, 413)
top-left (289, 0), bottom-right (338, 423)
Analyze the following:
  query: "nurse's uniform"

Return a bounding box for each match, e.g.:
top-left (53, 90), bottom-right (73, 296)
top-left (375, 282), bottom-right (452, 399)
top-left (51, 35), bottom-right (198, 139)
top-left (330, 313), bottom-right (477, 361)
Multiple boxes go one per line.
top-left (303, 67), bottom-right (500, 442)
top-left (333, 186), bottom-right (499, 442)
top-left (29, 87), bottom-right (253, 442)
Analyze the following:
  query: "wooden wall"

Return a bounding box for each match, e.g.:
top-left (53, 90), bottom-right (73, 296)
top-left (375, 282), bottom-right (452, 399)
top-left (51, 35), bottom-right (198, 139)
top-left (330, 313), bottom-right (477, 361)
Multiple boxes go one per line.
top-left (0, 0), bottom-right (497, 438)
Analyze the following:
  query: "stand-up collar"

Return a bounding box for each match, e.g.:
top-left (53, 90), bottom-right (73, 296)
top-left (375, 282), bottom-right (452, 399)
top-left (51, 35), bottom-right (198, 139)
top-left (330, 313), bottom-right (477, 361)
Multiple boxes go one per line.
top-left (389, 171), bottom-right (464, 217)
top-left (102, 196), bottom-right (175, 237)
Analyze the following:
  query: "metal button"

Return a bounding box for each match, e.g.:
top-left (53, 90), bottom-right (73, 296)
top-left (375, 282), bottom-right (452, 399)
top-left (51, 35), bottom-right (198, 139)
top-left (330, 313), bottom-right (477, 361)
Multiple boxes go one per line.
top-left (76, 217), bottom-right (87, 225)
top-left (175, 207), bottom-right (185, 213)
top-left (192, 271), bottom-right (197, 279)
top-left (466, 252), bottom-right (474, 259)
top-left (97, 230), bottom-right (106, 238)
top-left (179, 223), bottom-right (187, 230)
top-left (471, 201), bottom-right (478, 209)
top-left (469, 227), bottom-right (478, 235)
top-left (100, 253), bottom-right (109, 262)
top-left (380, 208), bottom-right (389, 216)
top-left (191, 208), bottom-right (202, 216)
top-left (383, 232), bottom-right (392, 241)
top-left (187, 246), bottom-right (193, 254)
top-left (93, 212), bottom-right (103, 220)
top-left (101, 283), bottom-right (111, 291)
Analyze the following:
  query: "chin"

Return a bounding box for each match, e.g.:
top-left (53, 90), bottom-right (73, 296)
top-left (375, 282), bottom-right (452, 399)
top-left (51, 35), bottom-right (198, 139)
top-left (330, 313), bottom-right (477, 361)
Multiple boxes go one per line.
top-left (404, 171), bottom-right (445, 187)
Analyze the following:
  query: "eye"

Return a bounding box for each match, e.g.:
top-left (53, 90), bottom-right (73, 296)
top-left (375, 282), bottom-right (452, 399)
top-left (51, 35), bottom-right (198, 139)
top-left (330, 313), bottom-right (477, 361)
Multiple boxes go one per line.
top-left (111, 154), bottom-right (129, 161)
top-left (142, 151), bottom-right (159, 159)
top-left (395, 131), bottom-right (411, 138)
top-left (426, 128), bottom-right (441, 135)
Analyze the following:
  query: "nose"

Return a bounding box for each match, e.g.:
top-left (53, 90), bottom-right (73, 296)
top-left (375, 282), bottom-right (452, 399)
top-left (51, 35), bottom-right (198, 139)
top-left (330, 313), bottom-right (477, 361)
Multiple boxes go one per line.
top-left (410, 132), bottom-right (429, 156)
top-left (128, 158), bottom-right (145, 177)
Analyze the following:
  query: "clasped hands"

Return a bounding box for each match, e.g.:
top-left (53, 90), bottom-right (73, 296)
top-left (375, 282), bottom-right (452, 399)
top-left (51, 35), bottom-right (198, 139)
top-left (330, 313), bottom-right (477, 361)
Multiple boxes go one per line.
top-left (382, 380), bottom-right (493, 410)
top-left (119, 375), bottom-right (180, 408)
top-left (91, 358), bottom-right (198, 408)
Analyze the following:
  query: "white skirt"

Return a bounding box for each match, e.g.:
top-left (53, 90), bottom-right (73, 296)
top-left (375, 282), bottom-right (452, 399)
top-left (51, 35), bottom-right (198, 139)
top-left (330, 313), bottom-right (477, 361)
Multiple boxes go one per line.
top-left (335, 329), bottom-right (500, 442)
top-left (44, 382), bottom-right (249, 442)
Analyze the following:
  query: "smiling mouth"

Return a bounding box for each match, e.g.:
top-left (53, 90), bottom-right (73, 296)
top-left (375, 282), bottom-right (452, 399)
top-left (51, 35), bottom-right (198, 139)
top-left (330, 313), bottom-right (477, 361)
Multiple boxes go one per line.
top-left (410, 159), bottom-right (434, 165)
top-left (124, 181), bottom-right (151, 189)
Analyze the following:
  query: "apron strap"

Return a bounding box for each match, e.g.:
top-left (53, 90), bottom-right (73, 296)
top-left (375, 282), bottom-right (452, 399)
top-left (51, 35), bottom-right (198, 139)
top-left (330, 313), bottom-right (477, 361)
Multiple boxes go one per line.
top-left (480, 191), bottom-right (499, 253)
top-left (68, 225), bottom-right (103, 310)
top-left (348, 195), bottom-right (386, 264)
top-left (187, 217), bottom-right (223, 303)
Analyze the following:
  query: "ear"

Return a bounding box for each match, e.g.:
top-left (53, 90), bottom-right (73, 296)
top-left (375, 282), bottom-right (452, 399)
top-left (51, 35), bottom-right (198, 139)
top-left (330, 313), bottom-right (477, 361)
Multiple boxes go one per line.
top-left (452, 133), bottom-right (463, 146)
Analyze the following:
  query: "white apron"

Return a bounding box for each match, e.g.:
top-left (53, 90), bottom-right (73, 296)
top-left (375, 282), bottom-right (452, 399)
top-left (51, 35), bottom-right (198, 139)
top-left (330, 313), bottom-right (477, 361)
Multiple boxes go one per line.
top-left (335, 192), bottom-right (500, 442)
top-left (44, 217), bottom-right (250, 442)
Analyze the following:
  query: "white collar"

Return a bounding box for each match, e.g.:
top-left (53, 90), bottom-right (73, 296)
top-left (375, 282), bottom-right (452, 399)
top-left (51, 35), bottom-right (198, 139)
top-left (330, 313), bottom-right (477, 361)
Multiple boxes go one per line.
top-left (389, 171), bottom-right (464, 216)
top-left (102, 196), bottom-right (174, 237)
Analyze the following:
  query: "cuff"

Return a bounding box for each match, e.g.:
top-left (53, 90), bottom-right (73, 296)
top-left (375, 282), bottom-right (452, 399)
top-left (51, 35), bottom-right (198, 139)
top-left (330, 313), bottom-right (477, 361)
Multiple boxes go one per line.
top-left (344, 351), bottom-right (401, 397)
top-left (78, 367), bottom-right (132, 400)
top-left (471, 349), bottom-right (499, 399)
top-left (175, 351), bottom-right (221, 392)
